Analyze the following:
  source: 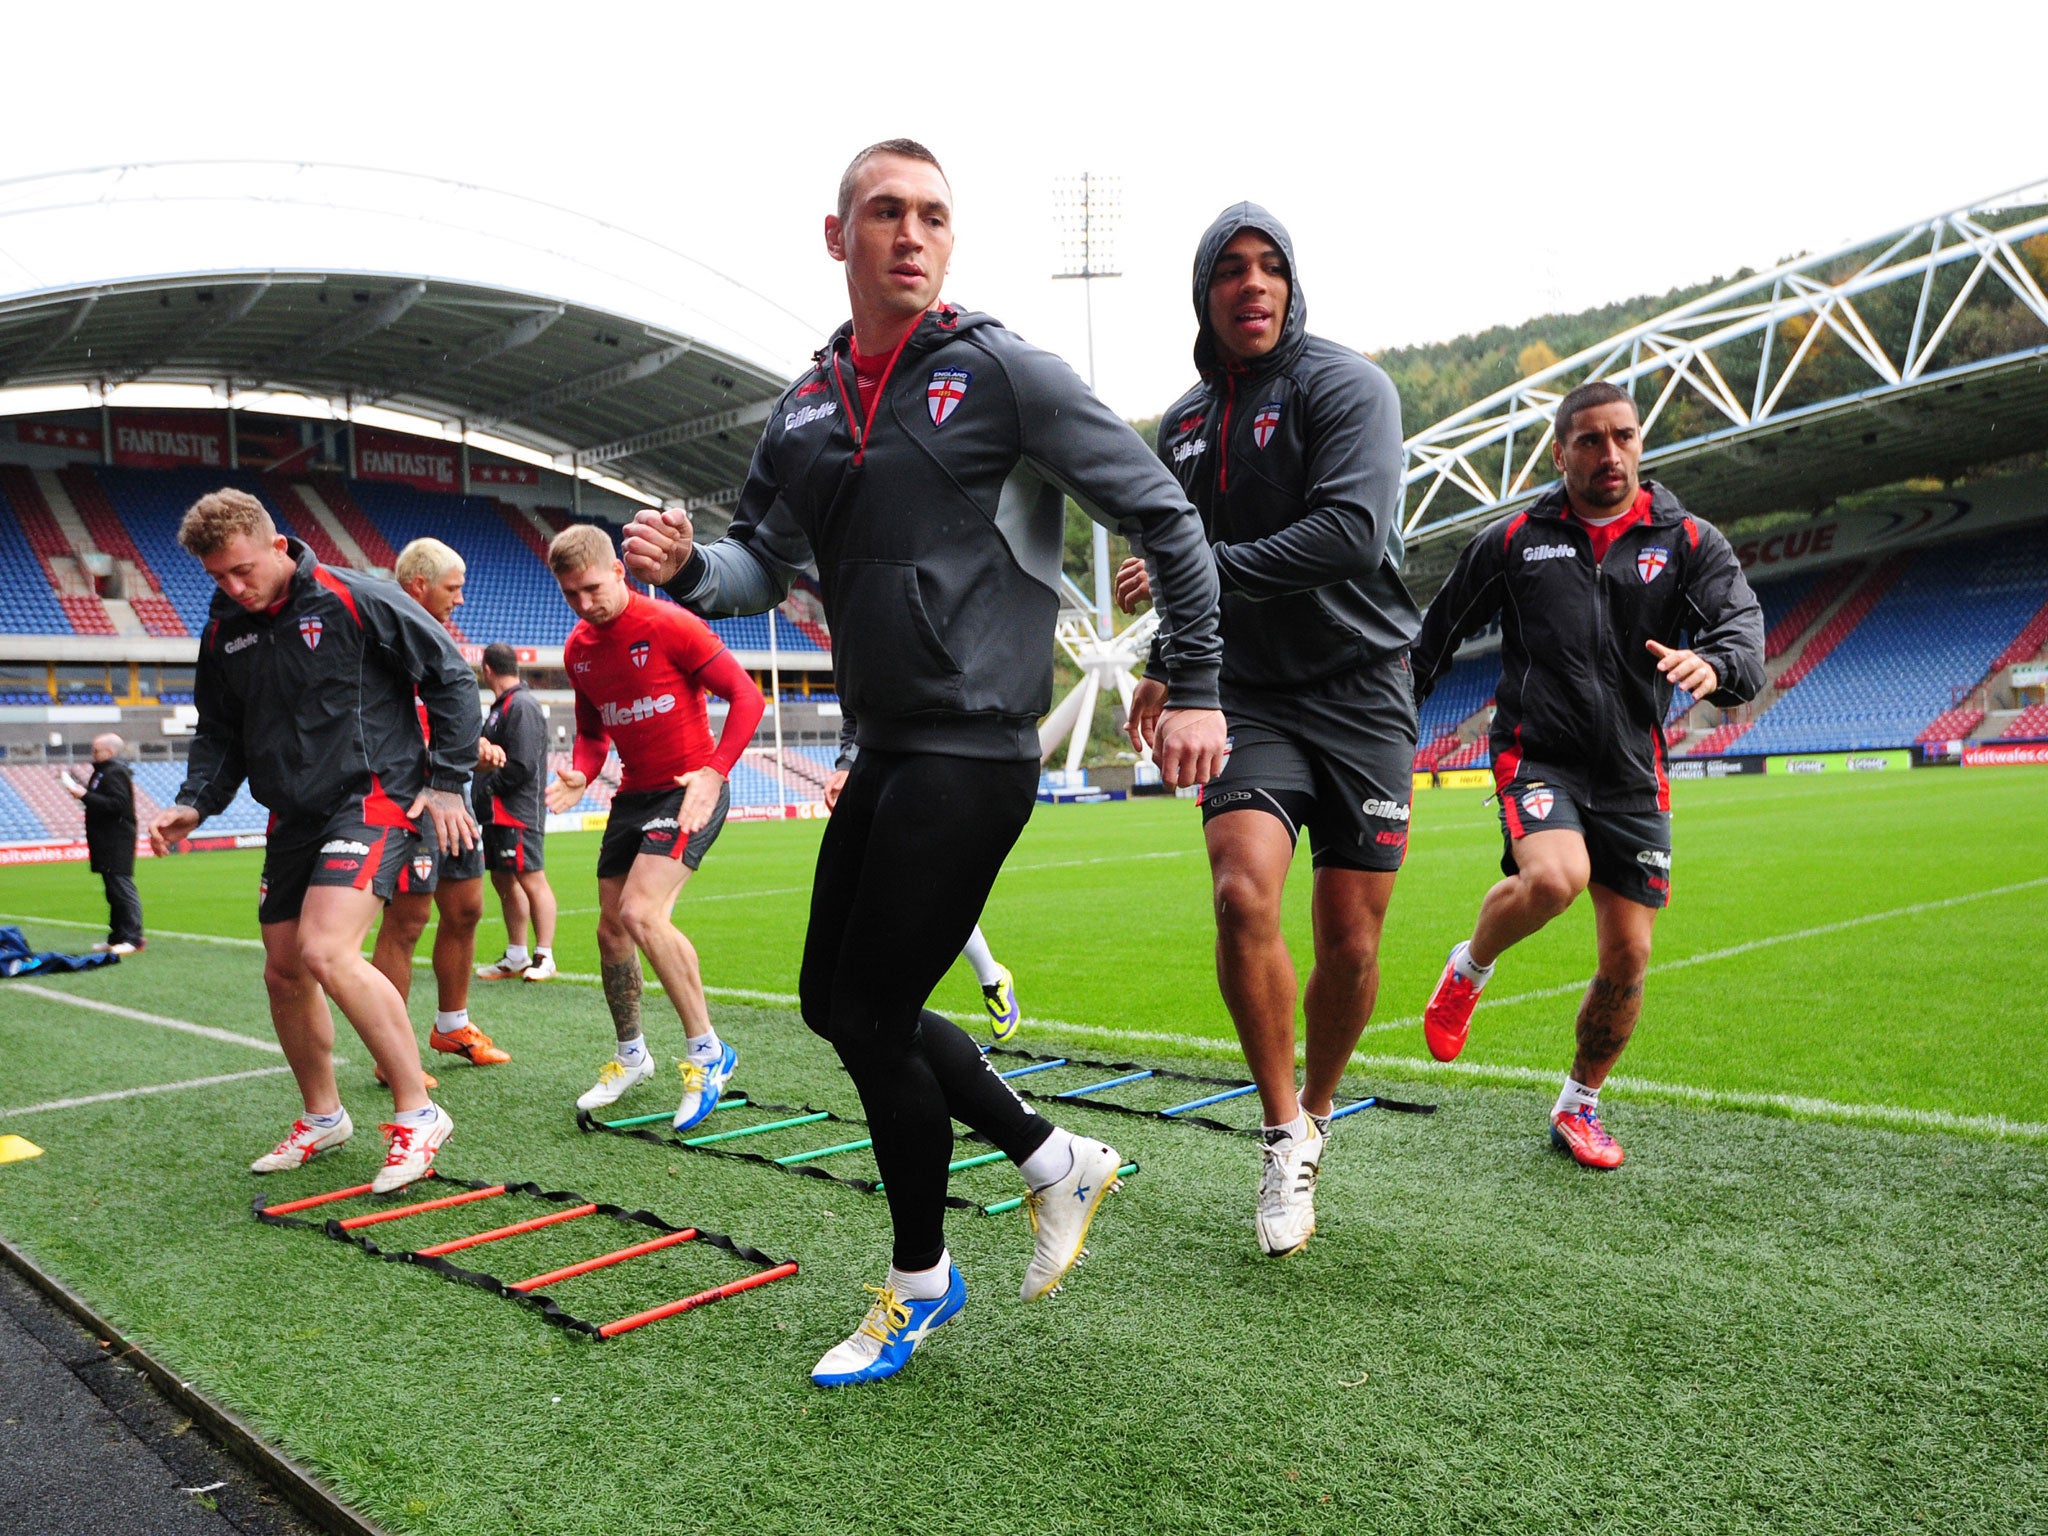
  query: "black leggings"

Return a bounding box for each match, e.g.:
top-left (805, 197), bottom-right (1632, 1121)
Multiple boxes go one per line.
top-left (799, 747), bottom-right (1053, 1270)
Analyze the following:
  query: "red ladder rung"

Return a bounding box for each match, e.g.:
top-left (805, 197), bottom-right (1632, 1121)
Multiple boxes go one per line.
top-left (413, 1203), bottom-right (599, 1257)
top-left (509, 1228), bottom-right (698, 1292)
top-left (336, 1184), bottom-right (508, 1230)
top-left (597, 1261), bottom-right (801, 1338)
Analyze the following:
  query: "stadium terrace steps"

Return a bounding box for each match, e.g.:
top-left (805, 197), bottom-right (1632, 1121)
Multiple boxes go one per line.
top-left (2002, 702), bottom-right (2048, 739)
top-left (493, 498), bottom-right (555, 563)
top-left (261, 477), bottom-right (355, 569)
top-left (0, 464), bottom-right (116, 634)
top-left (1760, 563), bottom-right (1852, 661)
top-left (1916, 706), bottom-right (1985, 743)
top-left (60, 466), bottom-right (189, 638)
top-left (1993, 594), bottom-right (2048, 669)
top-left (1772, 554), bottom-right (1912, 693)
top-left (311, 476), bottom-right (400, 568)
top-left (1686, 718), bottom-right (1755, 756)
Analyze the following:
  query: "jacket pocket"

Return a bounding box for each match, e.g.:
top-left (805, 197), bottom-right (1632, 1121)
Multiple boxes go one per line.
top-left (830, 559), bottom-right (964, 717)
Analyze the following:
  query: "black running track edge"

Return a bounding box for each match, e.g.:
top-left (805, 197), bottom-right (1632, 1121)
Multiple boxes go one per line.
top-left (0, 1230), bottom-right (391, 1536)
top-left (253, 1177), bottom-right (798, 1340)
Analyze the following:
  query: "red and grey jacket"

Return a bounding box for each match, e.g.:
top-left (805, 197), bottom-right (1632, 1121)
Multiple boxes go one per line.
top-left (1412, 482), bottom-right (1765, 812)
top-left (480, 679), bottom-right (547, 831)
top-left (665, 304), bottom-right (1222, 762)
top-left (178, 539), bottom-right (479, 827)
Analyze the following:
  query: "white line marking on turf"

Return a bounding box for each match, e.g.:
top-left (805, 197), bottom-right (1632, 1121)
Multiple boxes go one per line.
top-left (0, 1067), bottom-right (296, 1119)
top-left (1358, 874), bottom-right (2048, 1037)
top-left (11, 985), bottom-right (284, 1054)
top-left (0, 911), bottom-right (263, 949)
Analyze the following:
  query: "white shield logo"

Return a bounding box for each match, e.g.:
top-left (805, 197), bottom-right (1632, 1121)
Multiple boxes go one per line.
top-left (299, 615), bottom-right (323, 650)
top-left (927, 368), bottom-right (971, 426)
top-left (1637, 547), bottom-right (1670, 583)
top-left (1522, 789), bottom-right (1554, 821)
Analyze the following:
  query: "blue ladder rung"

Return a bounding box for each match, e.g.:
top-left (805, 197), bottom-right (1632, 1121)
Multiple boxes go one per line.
top-left (1056, 1069), bottom-right (1155, 1100)
top-left (998, 1058), bottom-right (1067, 1080)
top-left (1161, 1083), bottom-right (1258, 1116)
top-left (1329, 1097), bottom-right (1378, 1121)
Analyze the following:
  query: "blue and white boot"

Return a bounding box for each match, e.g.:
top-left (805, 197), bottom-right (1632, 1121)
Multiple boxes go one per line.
top-left (673, 1041), bottom-right (738, 1131)
top-left (810, 1266), bottom-right (968, 1387)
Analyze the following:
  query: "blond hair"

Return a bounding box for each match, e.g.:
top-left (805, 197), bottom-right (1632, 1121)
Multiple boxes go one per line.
top-left (547, 523), bottom-right (616, 576)
top-left (176, 489), bottom-right (276, 557)
top-left (394, 537), bottom-right (465, 587)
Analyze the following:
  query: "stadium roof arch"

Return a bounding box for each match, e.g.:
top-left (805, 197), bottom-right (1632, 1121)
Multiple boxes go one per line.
top-left (0, 162), bottom-right (828, 523)
top-left (1402, 177), bottom-right (2048, 546)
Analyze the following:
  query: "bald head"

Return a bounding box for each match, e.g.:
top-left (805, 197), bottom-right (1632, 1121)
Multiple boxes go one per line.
top-left (91, 734), bottom-right (123, 762)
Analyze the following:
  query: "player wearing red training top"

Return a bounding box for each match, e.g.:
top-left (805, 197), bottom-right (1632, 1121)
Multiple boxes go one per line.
top-left (543, 524), bottom-right (767, 1129)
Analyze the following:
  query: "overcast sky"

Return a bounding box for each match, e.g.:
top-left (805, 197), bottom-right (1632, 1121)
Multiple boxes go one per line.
top-left (2, 2), bottom-right (2044, 421)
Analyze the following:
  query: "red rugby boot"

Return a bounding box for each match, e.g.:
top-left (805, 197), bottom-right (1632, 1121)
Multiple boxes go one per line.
top-left (1550, 1104), bottom-right (1625, 1170)
top-left (1423, 947), bottom-right (1486, 1062)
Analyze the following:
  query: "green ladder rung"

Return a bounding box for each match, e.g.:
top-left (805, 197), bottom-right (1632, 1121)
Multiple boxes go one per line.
top-left (774, 1136), bottom-right (874, 1166)
top-left (684, 1111), bottom-right (832, 1147)
top-left (874, 1149), bottom-right (1007, 1193)
top-left (600, 1097), bottom-right (750, 1130)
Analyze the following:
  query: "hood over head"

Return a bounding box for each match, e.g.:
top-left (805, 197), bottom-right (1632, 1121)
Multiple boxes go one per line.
top-left (1192, 202), bottom-right (1306, 375)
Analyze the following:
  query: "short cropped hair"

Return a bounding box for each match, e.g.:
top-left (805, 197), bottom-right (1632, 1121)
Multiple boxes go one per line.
top-left (481, 642), bottom-right (519, 678)
top-left (176, 488), bottom-right (276, 557)
top-left (394, 537), bottom-right (465, 588)
top-left (547, 523), bottom-right (616, 576)
top-left (1555, 380), bottom-right (1640, 443)
top-left (837, 138), bottom-right (948, 224)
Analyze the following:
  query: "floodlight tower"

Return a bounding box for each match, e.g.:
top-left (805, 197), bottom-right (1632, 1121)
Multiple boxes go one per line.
top-left (1053, 173), bottom-right (1121, 639)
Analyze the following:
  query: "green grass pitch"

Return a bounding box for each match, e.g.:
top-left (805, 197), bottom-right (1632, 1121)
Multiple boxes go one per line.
top-left (0, 767), bottom-right (2043, 1534)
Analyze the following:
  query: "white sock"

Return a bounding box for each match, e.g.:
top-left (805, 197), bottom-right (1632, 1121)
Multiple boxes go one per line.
top-left (435, 1009), bottom-right (468, 1032)
top-left (1554, 1077), bottom-right (1600, 1119)
top-left (395, 1102), bottom-right (439, 1128)
top-left (1018, 1126), bottom-right (1076, 1190)
top-left (1263, 1111), bottom-right (1310, 1145)
top-left (617, 1035), bottom-right (650, 1068)
top-left (505, 945), bottom-right (531, 968)
top-left (1451, 941), bottom-right (1495, 987)
top-left (686, 1029), bottom-right (723, 1063)
top-left (887, 1252), bottom-right (952, 1301)
top-left (960, 925), bottom-right (1003, 987)
top-left (302, 1107), bottom-right (346, 1130)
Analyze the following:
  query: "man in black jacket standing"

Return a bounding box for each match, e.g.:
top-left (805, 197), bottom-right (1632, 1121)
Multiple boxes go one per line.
top-left (475, 643), bottom-right (558, 983)
top-left (1119, 206), bottom-right (1419, 1260)
top-left (64, 733), bottom-right (141, 954)
top-left (1412, 381), bottom-right (1764, 1168)
top-left (622, 139), bottom-right (1226, 1387)
top-left (149, 489), bottom-right (475, 1194)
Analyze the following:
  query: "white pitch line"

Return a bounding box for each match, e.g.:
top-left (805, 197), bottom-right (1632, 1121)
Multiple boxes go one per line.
top-left (0, 911), bottom-right (263, 949)
top-left (0, 1066), bottom-right (296, 1119)
top-left (1358, 874), bottom-right (2048, 1037)
top-left (11, 984), bottom-right (284, 1054)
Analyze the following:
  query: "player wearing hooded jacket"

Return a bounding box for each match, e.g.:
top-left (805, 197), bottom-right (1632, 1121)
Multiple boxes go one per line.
top-left (622, 139), bottom-right (1225, 1388)
top-left (1411, 381), bottom-right (1764, 1167)
top-left (1119, 203), bottom-right (1420, 1259)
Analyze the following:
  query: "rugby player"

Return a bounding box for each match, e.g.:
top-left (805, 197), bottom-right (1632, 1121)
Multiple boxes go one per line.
top-left (823, 724), bottom-right (1019, 1041)
top-left (368, 538), bottom-right (510, 1074)
top-left (1412, 381), bottom-right (1765, 1167)
top-left (621, 139), bottom-right (1225, 1387)
top-left (542, 525), bottom-right (766, 1129)
top-left (1119, 205), bottom-right (1419, 1258)
top-left (474, 642), bottom-right (559, 983)
top-left (148, 490), bottom-right (473, 1192)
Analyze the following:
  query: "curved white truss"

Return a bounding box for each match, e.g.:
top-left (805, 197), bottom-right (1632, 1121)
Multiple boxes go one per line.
top-left (1402, 177), bottom-right (2048, 544)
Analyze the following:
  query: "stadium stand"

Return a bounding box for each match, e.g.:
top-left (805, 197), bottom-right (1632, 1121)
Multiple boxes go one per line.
top-left (57, 467), bottom-right (189, 637)
top-left (0, 464), bottom-right (116, 635)
top-left (1736, 525), bottom-right (2048, 752)
top-left (2001, 702), bottom-right (2048, 739)
top-left (0, 770), bottom-right (51, 842)
top-left (1760, 564), bottom-right (1852, 661)
top-left (1412, 652), bottom-right (1498, 770)
top-left (0, 478), bottom-right (73, 635)
top-left (1916, 706), bottom-right (1985, 744)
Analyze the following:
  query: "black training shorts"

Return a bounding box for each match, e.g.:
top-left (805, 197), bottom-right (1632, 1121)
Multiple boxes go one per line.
top-left (394, 806), bottom-right (485, 894)
top-left (596, 780), bottom-right (731, 879)
top-left (259, 810), bottom-right (417, 926)
top-left (1497, 778), bottom-right (1671, 908)
top-left (1201, 654), bottom-right (1419, 872)
top-left (483, 822), bottom-right (546, 874)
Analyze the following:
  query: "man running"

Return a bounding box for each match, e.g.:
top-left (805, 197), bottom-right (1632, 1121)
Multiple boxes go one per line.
top-left (824, 718), bottom-right (1019, 1040)
top-left (369, 537), bottom-right (510, 1073)
top-left (475, 642), bottom-right (559, 983)
top-left (1118, 205), bottom-right (1419, 1259)
top-left (543, 525), bottom-right (765, 1129)
top-left (622, 139), bottom-right (1225, 1387)
top-left (148, 489), bottom-right (472, 1192)
top-left (1412, 381), bottom-right (1764, 1167)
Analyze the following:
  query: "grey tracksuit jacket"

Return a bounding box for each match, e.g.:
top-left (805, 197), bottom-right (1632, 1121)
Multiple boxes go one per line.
top-left (1148, 203), bottom-right (1420, 694)
top-left (663, 304), bottom-right (1223, 761)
